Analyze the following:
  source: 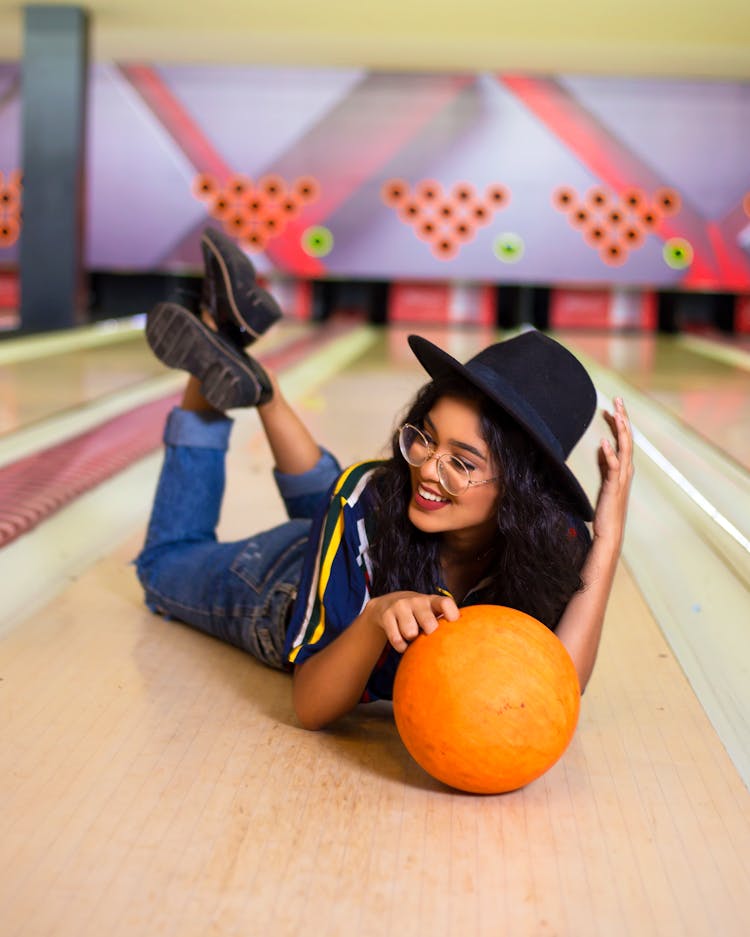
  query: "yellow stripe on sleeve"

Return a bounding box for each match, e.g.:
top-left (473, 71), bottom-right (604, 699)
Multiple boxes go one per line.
top-left (305, 495), bottom-right (346, 647)
top-left (287, 461), bottom-right (379, 664)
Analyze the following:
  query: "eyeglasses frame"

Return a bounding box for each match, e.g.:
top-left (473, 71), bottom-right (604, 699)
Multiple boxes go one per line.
top-left (398, 423), bottom-right (501, 496)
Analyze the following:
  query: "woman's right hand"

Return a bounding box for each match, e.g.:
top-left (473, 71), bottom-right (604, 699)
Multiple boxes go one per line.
top-left (365, 591), bottom-right (460, 653)
top-left (293, 591), bottom-right (459, 729)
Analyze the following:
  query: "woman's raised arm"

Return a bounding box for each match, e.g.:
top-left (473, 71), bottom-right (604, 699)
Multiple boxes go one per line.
top-left (554, 397), bottom-right (634, 691)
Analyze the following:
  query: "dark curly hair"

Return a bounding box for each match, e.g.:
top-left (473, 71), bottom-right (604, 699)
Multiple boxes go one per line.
top-left (367, 376), bottom-right (590, 629)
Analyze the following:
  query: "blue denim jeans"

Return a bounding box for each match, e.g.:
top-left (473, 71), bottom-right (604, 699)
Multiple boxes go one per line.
top-left (135, 407), bottom-right (341, 670)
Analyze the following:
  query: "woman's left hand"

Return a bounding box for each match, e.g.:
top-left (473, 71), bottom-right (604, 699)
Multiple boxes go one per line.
top-left (555, 397), bottom-right (634, 692)
top-left (593, 397), bottom-right (634, 551)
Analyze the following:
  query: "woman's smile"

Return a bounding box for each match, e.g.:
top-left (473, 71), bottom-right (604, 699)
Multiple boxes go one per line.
top-left (414, 483), bottom-right (451, 511)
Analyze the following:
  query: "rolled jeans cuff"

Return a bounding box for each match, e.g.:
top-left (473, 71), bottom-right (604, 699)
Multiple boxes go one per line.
top-left (163, 406), bottom-right (233, 450)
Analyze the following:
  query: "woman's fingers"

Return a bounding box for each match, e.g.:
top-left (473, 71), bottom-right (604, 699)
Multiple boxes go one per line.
top-left (616, 400), bottom-right (634, 472)
top-left (593, 398), bottom-right (635, 545)
top-left (600, 398), bottom-right (634, 482)
top-left (381, 603), bottom-right (417, 651)
top-left (609, 399), bottom-right (634, 486)
top-left (435, 594), bottom-right (460, 621)
top-left (377, 592), bottom-right (460, 651)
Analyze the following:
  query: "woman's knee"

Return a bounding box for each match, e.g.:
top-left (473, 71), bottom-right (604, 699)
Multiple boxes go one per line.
top-left (134, 543), bottom-right (180, 602)
top-left (134, 546), bottom-right (160, 600)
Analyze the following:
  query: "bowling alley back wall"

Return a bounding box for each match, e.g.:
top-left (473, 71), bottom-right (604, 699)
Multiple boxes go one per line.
top-left (1, 63), bottom-right (750, 301)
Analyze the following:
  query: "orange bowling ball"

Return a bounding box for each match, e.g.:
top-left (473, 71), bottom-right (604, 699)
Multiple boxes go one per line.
top-left (392, 605), bottom-right (581, 794)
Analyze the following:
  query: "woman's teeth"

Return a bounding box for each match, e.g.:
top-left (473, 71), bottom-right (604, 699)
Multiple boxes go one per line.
top-left (418, 485), bottom-right (449, 503)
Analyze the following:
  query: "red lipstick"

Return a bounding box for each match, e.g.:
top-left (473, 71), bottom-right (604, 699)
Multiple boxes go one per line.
top-left (414, 485), bottom-right (450, 512)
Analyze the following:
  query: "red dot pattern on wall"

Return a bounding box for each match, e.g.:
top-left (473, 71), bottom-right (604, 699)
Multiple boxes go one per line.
top-left (553, 185), bottom-right (681, 266)
top-left (382, 179), bottom-right (510, 261)
top-left (0, 170), bottom-right (23, 249)
top-left (192, 173), bottom-right (320, 253)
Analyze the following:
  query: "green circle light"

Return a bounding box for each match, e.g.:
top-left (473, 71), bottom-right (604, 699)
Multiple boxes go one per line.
top-left (302, 225), bottom-right (334, 258)
top-left (493, 232), bottom-right (525, 263)
top-left (663, 237), bottom-right (693, 270)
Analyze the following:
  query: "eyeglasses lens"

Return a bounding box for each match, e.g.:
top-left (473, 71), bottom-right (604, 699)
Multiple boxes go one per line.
top-left (399, 425), bottom-right (427, 465)
top-left (399, 425), bottom-right (470, 496)
top-left (437, 457), bottom-right (469, 496)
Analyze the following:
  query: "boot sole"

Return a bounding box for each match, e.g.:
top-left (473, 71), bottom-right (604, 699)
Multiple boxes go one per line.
top-left (146, 304), bottom-right (268, 410)
top-left (201, 230), bottom-right (282, 341)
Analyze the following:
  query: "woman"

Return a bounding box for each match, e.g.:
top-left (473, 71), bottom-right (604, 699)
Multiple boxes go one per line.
top-left (137, 228), bottom-right (634, 730)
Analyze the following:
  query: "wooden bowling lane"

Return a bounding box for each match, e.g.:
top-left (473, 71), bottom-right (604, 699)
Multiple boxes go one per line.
top-left (564, 332), bottom-right (750, 470)
top-left (0, 325), bottom-right (749, 937)
top-left (0, 318), bottom-right (162, 436)
top-left (0, 318), bottom-right (378, 630)
top-left (562, 330), bottom-right (750, 787)
top-left (0, 316), bottom-right (316, 440)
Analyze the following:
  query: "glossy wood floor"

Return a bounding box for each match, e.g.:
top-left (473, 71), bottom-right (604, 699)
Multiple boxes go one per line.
top-left (1, 321), bottom-right (749, 937)
top-left (568, 332), bottom-right (750, 470)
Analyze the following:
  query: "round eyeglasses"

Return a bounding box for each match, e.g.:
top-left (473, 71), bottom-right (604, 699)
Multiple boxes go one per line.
top-left (398, 423), bottom-right (500, 496)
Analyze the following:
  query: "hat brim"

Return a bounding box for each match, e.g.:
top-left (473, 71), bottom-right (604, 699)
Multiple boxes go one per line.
top-left (408, 334), bottom-right (594, 520)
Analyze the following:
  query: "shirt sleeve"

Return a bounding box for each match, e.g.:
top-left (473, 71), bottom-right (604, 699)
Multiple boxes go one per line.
top-left (284, 463), bottom-right (377, 668)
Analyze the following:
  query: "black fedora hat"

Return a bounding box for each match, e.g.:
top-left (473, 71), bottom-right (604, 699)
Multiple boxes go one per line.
top-left (408, 331), bottom-right (597, 519)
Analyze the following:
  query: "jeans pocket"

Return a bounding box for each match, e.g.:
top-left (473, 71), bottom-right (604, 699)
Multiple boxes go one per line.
top-left (255, 625), bottom-right (284, 670)
top-left (240, 581), bottom-right (298, 671)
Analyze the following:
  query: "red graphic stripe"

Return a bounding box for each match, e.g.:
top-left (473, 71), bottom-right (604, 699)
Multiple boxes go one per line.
top-left (710, 201), bottom-right (750, 290)
top-left (119, 64), bottom-right (326, 276)
top-left (500, 74), bottom-right (731, 287)
top-left (272, 74), bottom-right (476, 271)
top-left (119, 64), bottom-right (232, 180)
top-left (165, 73), bottom-right (475, 277)
top-left (121, 69), bottom-right (474, 277)
top-left (706, 222), bottom-right (750, 290)
top-left (296, 76), bottom-right (476, 221)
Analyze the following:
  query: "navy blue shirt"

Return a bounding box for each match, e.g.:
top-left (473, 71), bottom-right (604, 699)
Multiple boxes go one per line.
top-left (283, 461), bottom-right (504, 702)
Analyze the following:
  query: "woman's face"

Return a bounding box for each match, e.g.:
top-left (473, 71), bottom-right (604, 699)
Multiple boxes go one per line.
top-left (405, 395), bottom-right (501, 544)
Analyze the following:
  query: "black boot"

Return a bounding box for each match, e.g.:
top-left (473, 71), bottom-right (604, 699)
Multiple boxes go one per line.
top-left (200, 227), bottom-right (282, 347)
top-left (146, 302), bottom-right (273, 410)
